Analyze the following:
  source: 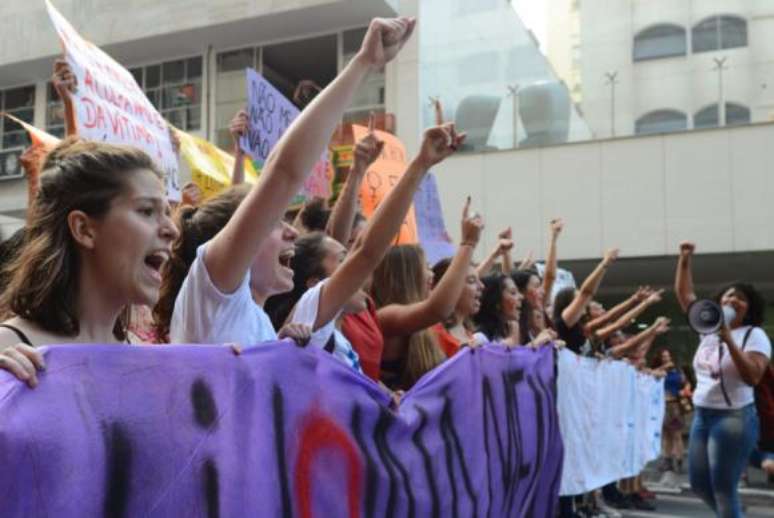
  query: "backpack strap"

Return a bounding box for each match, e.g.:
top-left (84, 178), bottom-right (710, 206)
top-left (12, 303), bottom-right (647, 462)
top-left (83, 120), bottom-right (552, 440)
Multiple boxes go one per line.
top-left (741, 327), bottom-right (754, 351)
top-left (720, 327), bottom-right (757, 406)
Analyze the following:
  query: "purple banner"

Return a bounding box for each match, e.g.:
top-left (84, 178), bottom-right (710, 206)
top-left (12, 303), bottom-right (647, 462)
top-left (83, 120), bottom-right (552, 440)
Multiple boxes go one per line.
top-left (414, 172), bottom-right (456, 265)
top-left (0, 343), bottom-right (562, 517)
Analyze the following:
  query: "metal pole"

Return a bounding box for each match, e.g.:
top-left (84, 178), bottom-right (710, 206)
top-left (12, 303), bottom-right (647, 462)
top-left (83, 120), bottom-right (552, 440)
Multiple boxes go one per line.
top-left (713, 57), bottom-right (728, 126)
top-left (508, 84), bottom-right (520, 148)
top-left (604, 71), bottom-right (619, 137)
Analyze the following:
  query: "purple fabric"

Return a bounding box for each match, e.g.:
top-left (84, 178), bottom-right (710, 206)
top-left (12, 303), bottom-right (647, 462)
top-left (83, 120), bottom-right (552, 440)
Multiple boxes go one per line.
top-left (0, 343), bottom-right (562, 517)
top-left (413, 173), bottom-right (456, 265)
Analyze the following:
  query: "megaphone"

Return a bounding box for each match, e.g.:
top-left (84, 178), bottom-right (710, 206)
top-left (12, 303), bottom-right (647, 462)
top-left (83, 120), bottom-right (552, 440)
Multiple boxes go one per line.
top-left (687, 299), bottom-right (736, 334)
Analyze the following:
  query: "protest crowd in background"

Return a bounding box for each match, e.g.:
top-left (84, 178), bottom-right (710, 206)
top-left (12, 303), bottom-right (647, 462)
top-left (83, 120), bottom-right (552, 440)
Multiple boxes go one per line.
top-left (0, 6), bottom-right (772, 518)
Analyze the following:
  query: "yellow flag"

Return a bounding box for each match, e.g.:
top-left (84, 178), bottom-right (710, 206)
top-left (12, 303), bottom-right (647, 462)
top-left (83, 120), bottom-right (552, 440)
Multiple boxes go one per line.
top-left (173, 128), bottom-right (258, 200)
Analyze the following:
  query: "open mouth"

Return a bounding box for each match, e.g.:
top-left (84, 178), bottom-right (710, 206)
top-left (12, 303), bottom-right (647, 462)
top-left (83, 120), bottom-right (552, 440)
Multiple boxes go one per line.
top-left (278, 248), bottom-right (295, 270)
top-left (144, 251), bottom-right (169, 282)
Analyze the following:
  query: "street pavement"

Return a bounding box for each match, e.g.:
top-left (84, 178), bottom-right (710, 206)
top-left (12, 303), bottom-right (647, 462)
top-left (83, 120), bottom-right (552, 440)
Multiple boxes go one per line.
top-left (621, 493), bottom-right (774, 517)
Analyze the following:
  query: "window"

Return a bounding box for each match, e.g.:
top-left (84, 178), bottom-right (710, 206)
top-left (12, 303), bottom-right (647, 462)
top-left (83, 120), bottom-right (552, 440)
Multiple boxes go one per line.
top-left (215, 47), bottom-right (259, 149)
top-left (694, 102), bottom-right (751, 128)
top-left (692, 16), bottom-right (747, 53)
top-left (130, 56), bottom-right (203, 131)
top-left (0, 86), bottom-right (35, 179)
top-left (633, 24), bottom-right (687, 61)
top-left (635, 109), bottom-right (687, 135)
top-left (343, 27), bottom-right (385, 120)
top-left (214, 35), bottom-right (339, 150)
top-left (46, 83), bottom-right (66, 139)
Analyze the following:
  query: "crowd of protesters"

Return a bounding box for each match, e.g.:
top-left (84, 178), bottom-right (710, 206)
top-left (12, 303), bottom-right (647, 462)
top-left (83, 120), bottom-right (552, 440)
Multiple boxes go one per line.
top-left (0, 15), bottom-right (770, 518)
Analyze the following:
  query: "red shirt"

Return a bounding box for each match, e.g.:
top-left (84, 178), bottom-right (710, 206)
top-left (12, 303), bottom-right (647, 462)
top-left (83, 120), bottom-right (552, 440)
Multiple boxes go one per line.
top-left (341, 298), bottom-right (384, 382)
top-left (432, 323), bottom-right (463, 358)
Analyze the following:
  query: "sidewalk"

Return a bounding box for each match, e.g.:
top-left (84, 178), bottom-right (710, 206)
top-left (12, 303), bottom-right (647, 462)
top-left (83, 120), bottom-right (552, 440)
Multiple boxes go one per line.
top-left (643, 460), bottom-right (774, 506)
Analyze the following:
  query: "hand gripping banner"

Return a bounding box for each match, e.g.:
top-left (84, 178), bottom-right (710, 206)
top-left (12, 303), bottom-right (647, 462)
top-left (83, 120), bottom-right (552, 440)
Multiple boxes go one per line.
top-left (0, 343), bottom-right (563, 517)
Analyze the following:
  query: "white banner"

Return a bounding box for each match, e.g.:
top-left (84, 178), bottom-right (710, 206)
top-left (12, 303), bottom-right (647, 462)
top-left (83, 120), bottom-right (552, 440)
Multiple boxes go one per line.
top-left (557, 349), bottom-right (665, 496)
top-left (45, 1), bottom-right (180, 201)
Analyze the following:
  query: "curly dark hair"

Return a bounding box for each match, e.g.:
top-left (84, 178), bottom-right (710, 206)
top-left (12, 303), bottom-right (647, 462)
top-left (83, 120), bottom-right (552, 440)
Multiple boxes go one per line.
top-left (714, 282), bottom-right (766, 327)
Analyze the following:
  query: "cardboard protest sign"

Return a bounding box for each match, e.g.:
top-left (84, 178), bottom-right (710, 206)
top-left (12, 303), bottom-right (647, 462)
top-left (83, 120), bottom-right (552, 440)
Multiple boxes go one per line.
top-left (174, 128), bottom-right (258, 201)
top-left (0, 343), bottom-right (563, 517)
top-left (352, 124), bottom-right (418, 244)
top-left (240, 69), bottom-right (331, 201)
top-left (414, 172), bottom-right (455, 264)
top-left (45, 0), bottom-right (181, 201)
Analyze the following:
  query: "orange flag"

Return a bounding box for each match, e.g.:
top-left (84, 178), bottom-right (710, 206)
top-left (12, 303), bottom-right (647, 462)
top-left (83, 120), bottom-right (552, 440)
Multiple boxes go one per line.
top-left (1, 113), bottom-right (61, 205)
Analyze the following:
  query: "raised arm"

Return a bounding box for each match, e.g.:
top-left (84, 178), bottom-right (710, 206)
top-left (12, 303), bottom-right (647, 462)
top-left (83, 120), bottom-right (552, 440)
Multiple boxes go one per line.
top-left (609, 317), bottom-right (670, 360)
top-left (205, 17), bottom-right (416, 293)
top-left (592, 289), bottom-right (663, 341)
top-left (542, 218), bottom-right (563, 305)
top-left (586, 286), bottom-right (649, 332)
top-left (229, 109), bottom-right (249, 185)
top-left (314, 123), bottom-right (465, 328)
top-left (476, 229), bottom-right (513, 278)
top-left (326, 114), bottom-right (383, 244)
top-left (561, 248), bottom-right (619, 328)
top-left (499, 227), bottom-right (514, 274)
top-left (52, 58), bottom-right (77, 137)
top-left (378, 198), bottom-right (483, 336)
top-left (675, 241), bottom-right (697, 313)
top-left (517, 249), bottom-right (535, 271)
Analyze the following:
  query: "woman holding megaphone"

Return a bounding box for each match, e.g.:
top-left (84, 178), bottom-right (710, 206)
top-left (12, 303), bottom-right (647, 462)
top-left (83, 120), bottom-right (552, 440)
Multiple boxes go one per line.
top-left (675, 241), bottom-right (771, 518)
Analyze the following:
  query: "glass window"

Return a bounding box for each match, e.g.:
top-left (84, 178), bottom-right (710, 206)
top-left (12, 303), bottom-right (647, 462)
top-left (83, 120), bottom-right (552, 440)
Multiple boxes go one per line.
top-left (633, 24), bottom-right (686, 61)
top-left (0, 85), bottom-right (34, 179)
top-left (693, 15), bottom-right (747, 53)
top-left (693, 104), bottom-right (719, 129)
top-left (343, 27), bottom-right (385, 118)
top-left (263, 34), bottom-right (337, 101)
top-left (134, 56), bottom-right (203, 131)
top-left (635, 109), bottom-right (687, 135)
top-left (694, 103), bottom-right (750, 128)
top-left (421, 0), bottom-right (593, 151)
top-left (46, 82), bottom-right (65, 138)
top-left (726, 102), bottom-right (751, 126)
top-left (217, 48), bottom-right (255, 73)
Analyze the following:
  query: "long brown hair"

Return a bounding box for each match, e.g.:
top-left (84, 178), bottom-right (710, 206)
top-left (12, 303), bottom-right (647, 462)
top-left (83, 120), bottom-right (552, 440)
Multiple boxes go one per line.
top-left (371, 244), bottom-right (445, 388)
top-left (152, 185), bottom-right (250, 339)
top-left (0, 137), bottom-right (162, 339)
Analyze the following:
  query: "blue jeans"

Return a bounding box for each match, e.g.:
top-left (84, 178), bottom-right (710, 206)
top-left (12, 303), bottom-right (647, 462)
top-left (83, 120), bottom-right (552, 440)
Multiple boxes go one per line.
top-left (689, 404), bottom-right (759, 518)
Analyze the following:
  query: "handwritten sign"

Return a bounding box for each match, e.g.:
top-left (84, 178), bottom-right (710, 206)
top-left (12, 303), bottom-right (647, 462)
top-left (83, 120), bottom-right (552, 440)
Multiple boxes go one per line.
top-left (0, 344), bottom-right (562, 517)
top-left (45, 0), bottom-right (181, 201)
top-left (240, 69), bottom-right (330, 200)
top-left (414, 172), bottom-right (455, 264)
top-left (351, 124), bottom-right (418, 244)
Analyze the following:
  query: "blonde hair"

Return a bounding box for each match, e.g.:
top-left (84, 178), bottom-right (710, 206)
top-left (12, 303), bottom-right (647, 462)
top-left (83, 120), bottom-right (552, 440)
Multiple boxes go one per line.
top-left (371, 245), bottom-right (446, 388)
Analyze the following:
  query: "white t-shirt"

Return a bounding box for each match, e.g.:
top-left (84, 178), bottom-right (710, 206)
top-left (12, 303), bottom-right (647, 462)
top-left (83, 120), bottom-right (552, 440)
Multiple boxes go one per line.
top-left (291, 279), bottom-right (363, 373)
top-left (692, 326), bottom-right (771, 409)
top-left (170, 244), bottom-right (277, 347)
